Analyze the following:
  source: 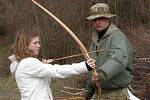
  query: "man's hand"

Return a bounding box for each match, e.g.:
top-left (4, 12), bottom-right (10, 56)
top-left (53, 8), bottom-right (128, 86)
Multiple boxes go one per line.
top-left (92, 75), bottom-right (101, 87)
top-left (86, 59), bottom-right (100, 87)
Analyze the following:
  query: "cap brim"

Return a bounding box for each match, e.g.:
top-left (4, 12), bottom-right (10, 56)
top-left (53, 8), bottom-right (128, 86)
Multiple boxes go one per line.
top-left (86, 14), bottom-right (116, 20)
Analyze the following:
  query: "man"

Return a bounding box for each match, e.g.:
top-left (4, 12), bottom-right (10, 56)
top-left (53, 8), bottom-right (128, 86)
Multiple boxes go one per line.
top-left (84, 3), bottom-right (133, 100)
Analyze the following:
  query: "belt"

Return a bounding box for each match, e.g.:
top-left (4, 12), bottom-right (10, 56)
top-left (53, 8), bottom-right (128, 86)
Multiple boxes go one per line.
top-left (101, 88), bottom-right (125, 94)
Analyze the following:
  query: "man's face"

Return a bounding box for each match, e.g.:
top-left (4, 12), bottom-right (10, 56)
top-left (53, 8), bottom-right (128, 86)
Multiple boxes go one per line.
top-left (28, 36), bottom-right (40, 56)
top-left (92, 17), bottom-right (110, 32)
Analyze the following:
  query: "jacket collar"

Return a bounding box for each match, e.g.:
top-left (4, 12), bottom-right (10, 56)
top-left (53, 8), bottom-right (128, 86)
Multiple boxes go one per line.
top-left (92, 23), bottom-right (120, 45)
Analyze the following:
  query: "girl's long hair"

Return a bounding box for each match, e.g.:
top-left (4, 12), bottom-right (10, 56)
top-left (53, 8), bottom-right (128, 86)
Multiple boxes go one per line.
top-left (11, 28), bottom-right (39, 61)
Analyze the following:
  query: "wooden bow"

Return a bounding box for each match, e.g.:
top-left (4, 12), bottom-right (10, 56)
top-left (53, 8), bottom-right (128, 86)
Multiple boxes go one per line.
top-left (32, 0), bottom-right (101, 99)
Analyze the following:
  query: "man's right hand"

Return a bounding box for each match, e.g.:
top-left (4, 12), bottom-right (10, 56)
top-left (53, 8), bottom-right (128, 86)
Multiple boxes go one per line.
top-left (92, 75), bottom-right (101, 87)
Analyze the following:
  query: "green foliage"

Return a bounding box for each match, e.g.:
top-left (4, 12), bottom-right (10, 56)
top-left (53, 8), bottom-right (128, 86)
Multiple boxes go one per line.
top-left (0, 47), bottom-right (7, 56)
top-left (0, 25), bottom-right (6, 36)
top-left (0, 76), bottom-right (20, 100)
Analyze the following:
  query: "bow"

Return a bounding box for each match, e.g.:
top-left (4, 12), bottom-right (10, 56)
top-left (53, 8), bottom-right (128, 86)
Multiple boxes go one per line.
top-left (32, 0), bottom-right (101, 99)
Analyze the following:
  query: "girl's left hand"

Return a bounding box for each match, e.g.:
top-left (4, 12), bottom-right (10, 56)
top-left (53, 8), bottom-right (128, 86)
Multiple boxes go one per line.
top-left (86, 58), bottom-right (96, 68)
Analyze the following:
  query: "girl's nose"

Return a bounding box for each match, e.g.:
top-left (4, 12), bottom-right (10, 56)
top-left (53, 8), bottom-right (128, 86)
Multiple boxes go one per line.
top-left (37, 43), bottom-right (40, 48)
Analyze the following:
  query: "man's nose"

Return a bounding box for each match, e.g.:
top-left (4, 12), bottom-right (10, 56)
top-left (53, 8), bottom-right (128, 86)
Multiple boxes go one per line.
top-left (95, 20), bottom-right (101, 24)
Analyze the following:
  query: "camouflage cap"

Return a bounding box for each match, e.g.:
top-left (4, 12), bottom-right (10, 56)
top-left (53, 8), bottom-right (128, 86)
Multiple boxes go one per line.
top-left (86, 3), bottom-right (116, 20)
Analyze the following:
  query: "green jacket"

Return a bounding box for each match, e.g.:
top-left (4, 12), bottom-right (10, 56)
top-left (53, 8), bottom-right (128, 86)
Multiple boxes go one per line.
top-left (86, 23), bottom-right (133, 97)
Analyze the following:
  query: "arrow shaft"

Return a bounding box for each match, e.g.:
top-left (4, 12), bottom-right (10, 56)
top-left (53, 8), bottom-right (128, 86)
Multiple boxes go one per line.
top-left (47, 49), bottom-right (107, 63)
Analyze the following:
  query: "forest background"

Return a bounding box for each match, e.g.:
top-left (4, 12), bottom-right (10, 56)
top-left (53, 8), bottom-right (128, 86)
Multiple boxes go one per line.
top-left (0, 0), bottom-right (149, 100)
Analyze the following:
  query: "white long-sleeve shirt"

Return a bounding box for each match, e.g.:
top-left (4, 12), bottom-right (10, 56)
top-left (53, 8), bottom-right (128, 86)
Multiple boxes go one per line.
top-left (9, 57), bottom-right (88, 100)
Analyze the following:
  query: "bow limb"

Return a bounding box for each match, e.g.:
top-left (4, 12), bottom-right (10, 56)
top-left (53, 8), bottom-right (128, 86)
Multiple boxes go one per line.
top-left (32, 0), bottom-right (87, 56)
top-left (32, 0), bottom-right (101, 99)
top-left (32, 0), bottom-right (98, 75)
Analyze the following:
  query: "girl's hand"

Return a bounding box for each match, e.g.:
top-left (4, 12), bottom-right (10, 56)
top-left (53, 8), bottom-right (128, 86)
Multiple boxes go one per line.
top-left (42, 59), bottom-right (54, 64)
top-left (42, 59), bottom-right (48, 64)
top-left (86, 58), bottom-right (96, 68)
top-left (86, 59), bottom-right (96, 70)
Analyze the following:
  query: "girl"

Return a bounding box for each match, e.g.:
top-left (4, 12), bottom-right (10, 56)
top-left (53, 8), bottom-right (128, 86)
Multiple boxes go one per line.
top-left (9, 29), bottom-right (95, 100)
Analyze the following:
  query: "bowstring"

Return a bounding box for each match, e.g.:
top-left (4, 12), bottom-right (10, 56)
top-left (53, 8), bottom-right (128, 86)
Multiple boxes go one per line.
top-left (33, 5), bottom-right (45, 59)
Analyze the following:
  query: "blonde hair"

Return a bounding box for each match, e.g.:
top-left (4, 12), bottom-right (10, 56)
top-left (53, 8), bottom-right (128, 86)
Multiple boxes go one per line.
top-left (11, 28), bottom-right (39, 61)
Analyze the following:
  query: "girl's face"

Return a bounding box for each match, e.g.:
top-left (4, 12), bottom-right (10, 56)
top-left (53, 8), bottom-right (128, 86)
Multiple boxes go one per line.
top-left (28, 36), bottom-right (40, 56)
